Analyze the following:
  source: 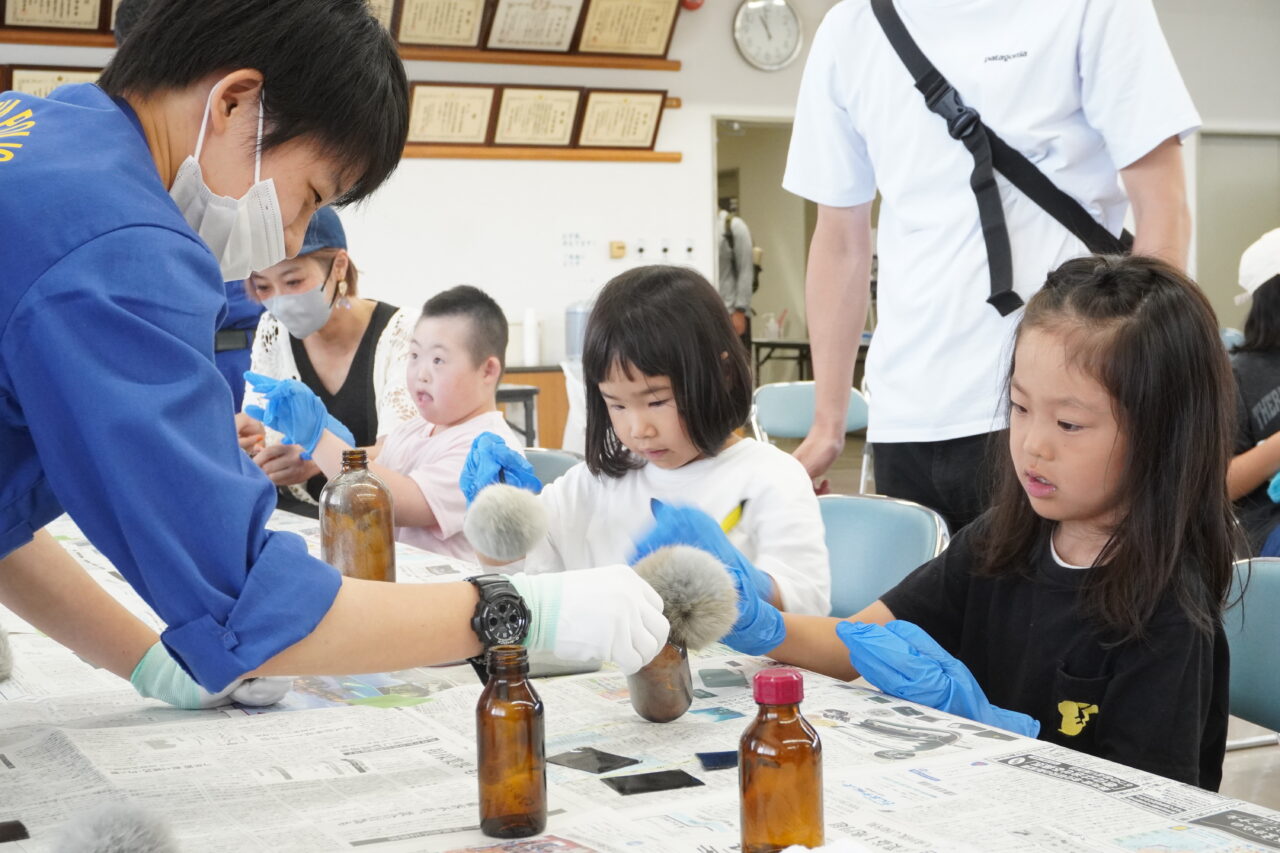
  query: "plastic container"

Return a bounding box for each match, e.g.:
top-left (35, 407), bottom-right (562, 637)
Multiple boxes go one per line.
top-left (564, 300), bottom-right (593, 362)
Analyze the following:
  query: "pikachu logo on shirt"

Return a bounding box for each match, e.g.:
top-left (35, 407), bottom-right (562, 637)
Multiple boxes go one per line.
top-left (1057, 700), bottom-right (1099, 736)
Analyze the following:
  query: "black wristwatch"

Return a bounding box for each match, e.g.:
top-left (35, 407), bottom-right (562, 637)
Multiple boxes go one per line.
top-left (466, 574), bottom-right (531, 681)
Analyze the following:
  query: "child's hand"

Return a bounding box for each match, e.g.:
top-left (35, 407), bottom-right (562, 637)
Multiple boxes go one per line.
top-left (630, 501), bottom-right (784, 655)
top-left (235, 411), bottom-right (266, 453)
top-left (252, 443), bottom-right (322, 486)
top-left (630, 501), bottom-right (775, 602)
top-left (243, 372), bottom-right (354, 457)
top-left (460, 432), bottom-right (542, 505)
top-left (835, 620), bottom-right (1040, 737)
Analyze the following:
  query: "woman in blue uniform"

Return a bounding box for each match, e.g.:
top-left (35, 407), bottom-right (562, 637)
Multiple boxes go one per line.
top-left (0, 0), bottom-right (667, 706)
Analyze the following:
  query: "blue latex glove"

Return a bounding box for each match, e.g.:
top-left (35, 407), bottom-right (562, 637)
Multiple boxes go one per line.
top-left (459, 432), bottom-right (542, 505)
top-left (130, 642), bottom-right (292, 710)
top-left (630, 501), bottom-right (785, 655)
top-left (1268, 470), bottom-right (1280, 503)
top-left (630, 500), bottom-right (774, 602)
top-left (243, 371), bottom-right (354, 458)
top-left (836, 620), bottom-right (1041, 738)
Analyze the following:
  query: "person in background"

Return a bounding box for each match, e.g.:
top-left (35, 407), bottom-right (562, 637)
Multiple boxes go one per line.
top-left (718, 204), bottom-right (755, 356)
top-left (247, 286), bottom-right (524, 560)
top-left (1226, 228), bottom-right (1280, 554)
top-left (0, 0), bottom-right (667, 708)
top-left (115, 0), bottom-right (263, 411)
top-left (665, 255), bottom-right (1235, 789)
top-left (237, 207), bottom-right (415, 515)
top-left (787, 0), bottom-right (1198, 527)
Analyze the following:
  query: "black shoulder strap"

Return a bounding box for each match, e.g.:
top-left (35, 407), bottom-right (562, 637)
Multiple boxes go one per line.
top-left (869, 0), bottom-right (1131, 317)
top-left (724, 213), bottom-right (739, 280)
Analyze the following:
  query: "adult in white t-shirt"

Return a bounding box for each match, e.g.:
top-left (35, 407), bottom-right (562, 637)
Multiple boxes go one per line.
top-left (784, 0), bottom-right (1199, 532)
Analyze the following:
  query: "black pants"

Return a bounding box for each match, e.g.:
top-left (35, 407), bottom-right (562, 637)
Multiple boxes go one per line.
top-left (872, 432), bottom-right (997, 535)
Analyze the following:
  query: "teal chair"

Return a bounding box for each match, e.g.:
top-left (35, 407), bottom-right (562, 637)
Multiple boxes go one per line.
top-left (751, 381), bottom-right (872, 492)
top-left (1225, 558), bottom-right (1280, 746)
top-left (819, 494), bottom-right (949, 618)
top-left (524, 447), bottom-right (583, 486)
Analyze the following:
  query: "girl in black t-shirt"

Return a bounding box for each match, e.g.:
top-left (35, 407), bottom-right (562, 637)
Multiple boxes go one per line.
top-left (649, 255), bottom-right (1239, 789)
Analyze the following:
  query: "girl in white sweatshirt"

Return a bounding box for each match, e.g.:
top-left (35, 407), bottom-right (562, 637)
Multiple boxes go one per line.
top-left (514, 265), bottom-right (830, 615)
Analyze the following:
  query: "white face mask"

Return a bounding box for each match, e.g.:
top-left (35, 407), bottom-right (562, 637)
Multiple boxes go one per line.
top-left (168, 91), bottom-right (286, 282)
top-left (263, 284), bottom-right (334, 339)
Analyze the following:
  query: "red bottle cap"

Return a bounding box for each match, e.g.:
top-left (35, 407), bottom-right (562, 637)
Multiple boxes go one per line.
top-left (753, 667), bottom-right (804, 705)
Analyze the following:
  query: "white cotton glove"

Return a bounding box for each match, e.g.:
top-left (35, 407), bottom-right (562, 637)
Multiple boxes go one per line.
top-left (129, 642), bottom-right (292, 710)
top-left (510, 566), bottom-right (669, 675)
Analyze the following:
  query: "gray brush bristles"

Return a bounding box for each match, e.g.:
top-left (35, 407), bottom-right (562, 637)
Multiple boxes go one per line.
top-left (632, 546), bottom-right (739, 650)
top-left (0, 622), bottom-right (11, 681)
top-left (463, 484), bottom-right (548, 563)
top-left (55, 803), bottom-right (178, 853)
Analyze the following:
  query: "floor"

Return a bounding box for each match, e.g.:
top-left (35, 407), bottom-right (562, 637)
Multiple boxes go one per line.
top-left (772, 434), bottom-right (1280, 809)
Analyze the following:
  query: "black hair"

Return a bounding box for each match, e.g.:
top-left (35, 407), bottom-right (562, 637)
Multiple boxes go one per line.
top-left (976, 255), bottom-right (1238, 641)
top-left (582, 265), bottom-right (752, 478)
top-left (99, 0), bottom-right (408, 206)
top-left (421, 285), bottom-right (508, 371)
top-left (112, 0), bottom-right (151, 42)
top-left (1235, 275), bottom-right (1280, 353)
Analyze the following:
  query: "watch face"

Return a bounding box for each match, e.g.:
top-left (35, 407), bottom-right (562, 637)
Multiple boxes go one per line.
top-left (478, 592), bottom-right (530, 645)
top-left (733, 0), bottom-right (802, 72)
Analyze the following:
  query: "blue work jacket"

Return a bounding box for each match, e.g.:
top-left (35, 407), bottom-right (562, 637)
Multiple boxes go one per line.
top-left (0, 84), bottom-right (341, 691)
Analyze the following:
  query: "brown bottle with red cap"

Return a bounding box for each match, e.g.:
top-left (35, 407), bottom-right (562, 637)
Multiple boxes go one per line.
top-left (739, 667), bottom-right (823, 853)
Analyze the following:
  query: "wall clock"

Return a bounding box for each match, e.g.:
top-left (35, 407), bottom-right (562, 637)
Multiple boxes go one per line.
top-left (733, 0), bottom-right (803, 72)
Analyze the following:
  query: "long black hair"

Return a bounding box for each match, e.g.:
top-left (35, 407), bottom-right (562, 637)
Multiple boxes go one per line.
top-left (99, 0), bottom-right (408, 206)
top-left (976, 255), bottom-right (1238, 640)
top-left (582, 265), bottom-right (752, 478)
top-left (1235, 275), bottom-right (1280, 353)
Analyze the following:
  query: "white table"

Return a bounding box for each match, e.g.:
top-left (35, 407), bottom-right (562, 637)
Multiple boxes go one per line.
top-left (2, 514), bottom-right (1279, 852)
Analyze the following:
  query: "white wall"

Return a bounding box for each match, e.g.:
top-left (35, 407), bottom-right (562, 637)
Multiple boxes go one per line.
top-left (2, 1), bottom-right (836, 364)
top-left (9, 0), bottom-right (1280, 357)
top-left (365, 0), bottom-right (835, 364)
top-left (1155, 0), bottom-right (1280, 132)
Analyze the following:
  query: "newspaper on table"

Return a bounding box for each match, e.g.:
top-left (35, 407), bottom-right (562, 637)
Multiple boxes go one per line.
top-left (2, 516), bottom-right (1279, 852)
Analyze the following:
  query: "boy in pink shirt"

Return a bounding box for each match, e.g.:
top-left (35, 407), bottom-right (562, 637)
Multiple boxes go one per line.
top-left (250, 286), bottom-right (522, 559)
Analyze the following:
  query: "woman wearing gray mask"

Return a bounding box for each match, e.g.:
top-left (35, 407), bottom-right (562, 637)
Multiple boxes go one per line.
top-left (235, 208), bottom-right (415, 514)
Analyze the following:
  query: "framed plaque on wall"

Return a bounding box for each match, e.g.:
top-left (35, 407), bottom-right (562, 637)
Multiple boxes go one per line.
top-left (492, 85), bottom-right (582, 147)
top-left (407, 82), bottom-right (498, 145)
top-left (577, 88), bottom-right (665, 149)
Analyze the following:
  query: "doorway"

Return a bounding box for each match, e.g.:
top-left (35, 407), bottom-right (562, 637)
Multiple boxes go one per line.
top-left (1196, 132), bottom-right (1280, 328)
top-left (714, 118), bottom-right (806, 385)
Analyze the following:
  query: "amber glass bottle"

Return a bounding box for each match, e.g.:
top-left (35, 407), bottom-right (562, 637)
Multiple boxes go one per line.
top-left (476, 645), bottom-right (546, 838)
top-left (319, 449), bottom-right (396, 582)
top-left (626, 637), bottom-right (693, 723)
top-left (739, 668), bottom-right (823, 853)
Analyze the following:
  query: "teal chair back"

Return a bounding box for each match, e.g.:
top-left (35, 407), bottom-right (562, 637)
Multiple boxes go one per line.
top-left (1225, 558), bottom-right (1280, 733)
top-left (819, 494), bottom-right (949, 618)
top-left (751, 381), bottom-right (868, 442)
top-left (524, 447), bottom-right (583, 486)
